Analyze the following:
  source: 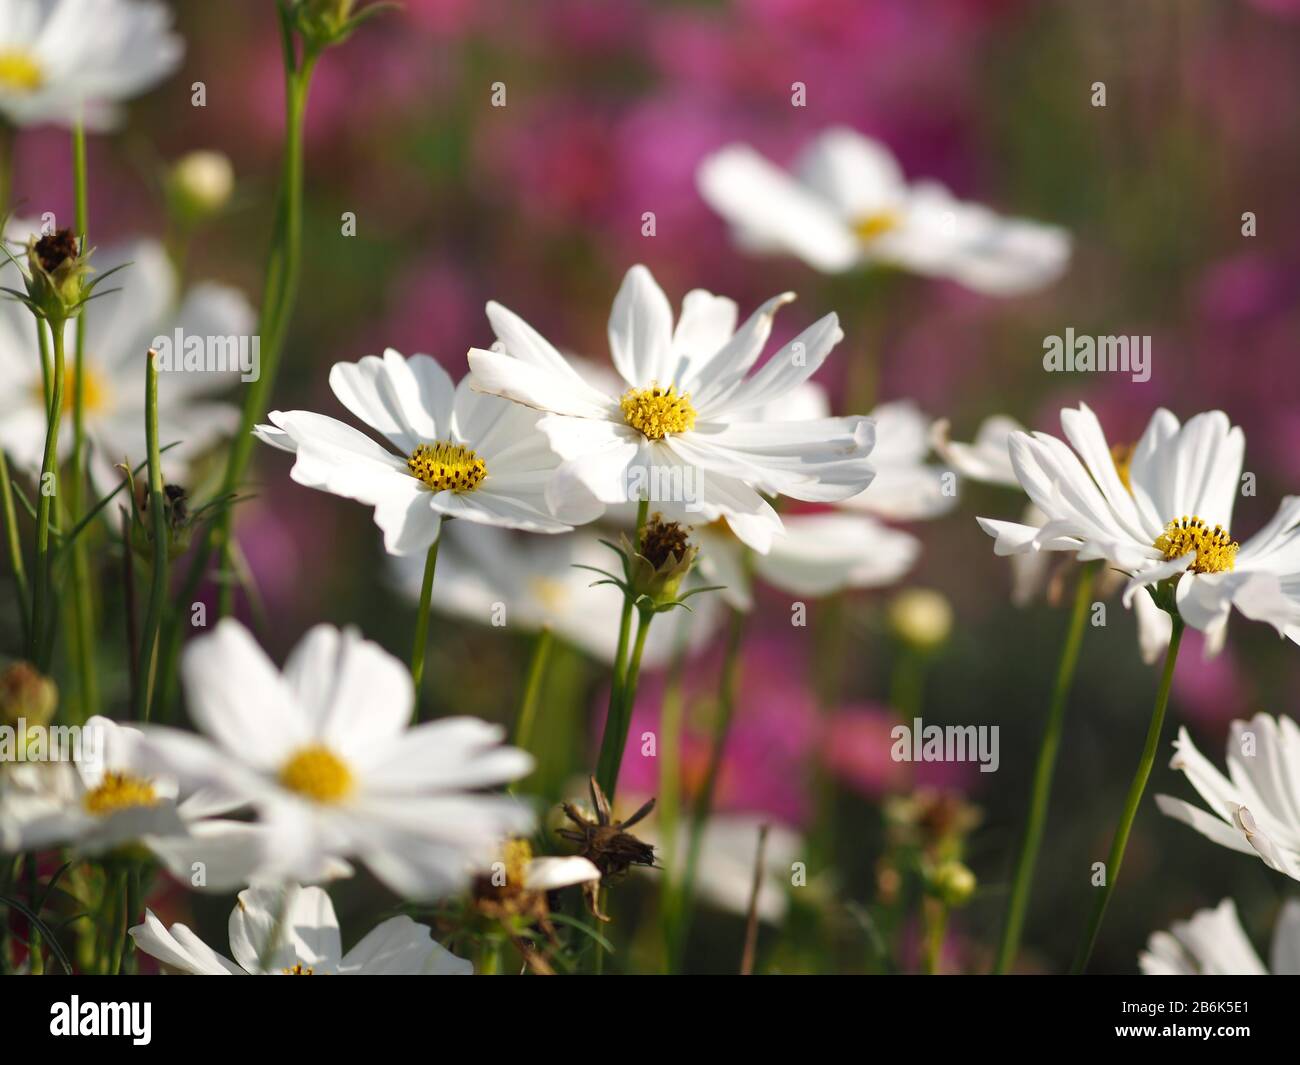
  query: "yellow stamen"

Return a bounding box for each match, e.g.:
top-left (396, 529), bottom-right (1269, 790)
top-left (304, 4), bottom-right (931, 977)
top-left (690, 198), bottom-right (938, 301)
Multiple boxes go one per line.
top-left (32, 366), bottom-right (110, 417)
top-left (0, 51), bottom-right (43, 93)
top-left (853, 210), bottom-right (901, 242)
top-left (407, 441), bottom-right (487, 492)
top-left (279, 745), bottom-right (354, 803)
top-left (1110, 442), bottom-right (1135, 494)
top-left (503, 838), bottom-right (533, 889)
top-left (83, 772), bottom-right (157, 816)
top-left (620, 383), bottom-right (696, 440)
top-left (281, 964), bottom-right (315, 975)
top-left (1154, 515), bottom-right (1239, 575)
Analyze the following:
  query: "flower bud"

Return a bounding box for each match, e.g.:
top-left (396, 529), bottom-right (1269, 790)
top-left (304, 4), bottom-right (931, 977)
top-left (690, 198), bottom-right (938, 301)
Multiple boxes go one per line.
top-left (888, 588), bottom-right (953, 650)
top-left (625, 515), bottom-right (698, 609)
top-left (295, 0), bottom-right (363, 48)
top-left (927, 860), bottom-right (976, 907)
top-left (25, 228), bottom-right (91, 322)
top-left (132, 483), bottom-right (194, 558)
top-left (167, 150), bottom-right (234, 222)
top-left (0, 661), bottom-right (58, 729)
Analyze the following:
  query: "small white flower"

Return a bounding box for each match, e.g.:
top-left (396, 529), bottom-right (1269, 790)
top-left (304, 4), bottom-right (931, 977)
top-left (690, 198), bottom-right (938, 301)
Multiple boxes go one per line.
top-left (1140, 897), bottom-right (1300, 975)
top-left (1156, 714), bottom-right (1300, 881)
top-left (0, 0), bottom-right (182, 129)
top-left (0, 230), bottom-right (251, 488)
top-left (697, 127), bottom-right (1071, 296)
top-left (467, 264), bottom-right (876, 554)
top-left (0, 715), bottom-right (286, 890)
top-left (139, 619), bottom-right (536, 899)
top-left (977, 404), bottom-right (1300, 651)
top-left (255, 349), bottom-right (601, 556)
top-left (130, 883), bottom-right (473, 975)
top-left (390, 521), bottom-right (719, 667)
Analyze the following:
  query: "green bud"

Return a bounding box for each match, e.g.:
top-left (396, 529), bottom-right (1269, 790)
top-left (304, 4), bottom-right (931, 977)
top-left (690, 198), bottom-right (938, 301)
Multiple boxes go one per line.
top-left (24, 228), bottom-right (91, 322)
top-left (167, 150), bottom-right (234, 223)
top-left (927, 860), bottom-right (977, 907)
top-left (888, 588), bottom-right (953, 650)
top-left (0, 661), bottom-right (58, 729)
top-left (624, 515), bottom-right (698, 609)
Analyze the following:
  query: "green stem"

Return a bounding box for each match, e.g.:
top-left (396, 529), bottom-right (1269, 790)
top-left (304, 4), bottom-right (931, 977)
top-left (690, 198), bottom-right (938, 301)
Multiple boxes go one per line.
top-left (409, 534), bottom-right (440, 703)
top-left (595, 607), bottom-right (653, 803)
top-left (923, 900), bottom-right (949, 975)
top-left (214, 46), bottom-right (317, 618)
top-left (135, 350), bottom-right (168, 721)
top-left (671, 605), bottom-right (748, 968)
top-left (31, 317), bottom-right (66, 666)
top-left (993, 564), bottom-right (1095, 974)
top-left (152, 34), bottom-right (319, 718)
top-left (513, 626), bottom-right (554, 752)
top-left (0, 449), bottom-right (30, 645)
top-left (1070, 613), bottom-right (1184, 974)
top-left (67, 120), bottom-right (98, 718)
top-left (608, 498), bottom-right (649, 704)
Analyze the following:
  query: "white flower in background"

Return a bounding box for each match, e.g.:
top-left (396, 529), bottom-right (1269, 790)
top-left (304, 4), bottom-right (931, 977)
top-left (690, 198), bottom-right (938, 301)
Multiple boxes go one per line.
top-left (939, 411), bottom-right (1172, 659)
top-left (697, 127), bottom-right (1071, 296)
top-left (255, 350), bottom-right (600, 556)
top-left (0, 715), bottom-right (288, 890)
top-left (696, 513), bottom-right (918, 613)
top-left (1156, 715), bottom-right (1300, 881)
top-left (838, 400), bottom-right (956, 522)
top-left (139, 620), bottom-right (536, 898)
top-left (467, 264), bottom-right (876, 554)
top-left (130, 883), bottom-right (473, 975)
top-left (1140, 898), bottom-right (1300, 975)
top-left (0, 229), bottom-right (251, 487)
top-left (640, 814), bottom-right (802, 924)
top-left (0, 0), bottom-right (182, 129)
top-left (977, 404), bottom-right (1300, 654)
top-left (390, 521), bottom-right (720, 667)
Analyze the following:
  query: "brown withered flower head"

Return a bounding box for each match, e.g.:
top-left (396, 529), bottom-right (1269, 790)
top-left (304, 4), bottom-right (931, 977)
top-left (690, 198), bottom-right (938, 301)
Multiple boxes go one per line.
top-left (34, 228), bottom-right (78, 273)
top-left (557, 776), bottom-right (657, 921)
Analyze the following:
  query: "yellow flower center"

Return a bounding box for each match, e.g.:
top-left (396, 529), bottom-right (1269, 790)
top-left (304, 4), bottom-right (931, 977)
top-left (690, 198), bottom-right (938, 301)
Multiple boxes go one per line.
top-left (1110, 442), bottom-right (1135, 494)
top-left (279, 745), bottom-right (354, 803)
top-left (853, 210), bottom-right (901, 242)
top-left (620, 383), bottom-right (696, 440)
top-left (0, 50), bottom-right (43, 93)
top-left (407, 441), bottom-right (487, 492)
top-left (281, 964), bottom-right (315, 975)
top-left (528, 576), bottom-right (569, 613)
top-left (32, 366), bottom-right (111, 417)
top-left (83, 772), bottom-right (158, 816)
top-left (1154, 515), bottom-right (1239, 575)
top-left (503, 838), bottom-right (533, 889)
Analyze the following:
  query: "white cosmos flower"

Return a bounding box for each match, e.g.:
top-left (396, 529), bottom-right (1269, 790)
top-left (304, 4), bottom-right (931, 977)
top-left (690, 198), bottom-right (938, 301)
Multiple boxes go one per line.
top-left (1140, 898), bottom-right (1300, 976)
top-left (138, 619), bottom-right (536, 899)
top-left (130, 883), bottom-right (473, 975)
top-left (390, 521), bottom-right (719, 667)
top-left (0, 0), bottom-right (182, 129)
top-left (0, 715), bottom-right (295, 890)
top-left (1156, 715), bottom-right (1300, 881)
top-left (467, 264), bottom-right (876, 554)
top-left (254, 349), bottom-right (601, 557)
top-left (940, 411), bottom-right (1172, 658)
top-left (977, 404), bottom-right (1300, 652)
top-left (697, 127), bottom-right (1070, 296)
top-left (639, 814), bottom-right (802, 924)
top-left (0, 229), bottom-right (251, 488)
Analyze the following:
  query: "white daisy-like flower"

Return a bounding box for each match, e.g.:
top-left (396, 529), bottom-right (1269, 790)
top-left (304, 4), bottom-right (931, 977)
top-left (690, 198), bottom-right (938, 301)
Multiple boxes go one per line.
top-left (0, 229), bottom-right (251, 488)
top-left (138, 619), bottom-right (536, 899)
top-left (1140, 897), bottom-right (1300, 975)
top-left (390, 521), bottom-right (719, 667)
top-left (255, 349), bottom-right (601, 557)
top-left (1156, 714), bottom-right (1300, 881)
top-left (697, 126), bottom-right (1071, 296)
top-left (130, 883), bottom-right (473, 975)
top-left (0, 715), bottom-right (293, 891)
top-left (467, 264), bottom-right (876, 554)
top-left (939, 411), bottom-right (1172, 659)
top-left (977, 404), bottom-right (1300, 650)
top-left (0, 0), bottom-right (182, 129)
top-left (640, 814), bottom-right (802, 924)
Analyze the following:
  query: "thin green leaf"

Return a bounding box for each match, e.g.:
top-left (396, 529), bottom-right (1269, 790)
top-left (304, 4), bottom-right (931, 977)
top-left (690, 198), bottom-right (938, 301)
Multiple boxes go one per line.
top-left (0, 895), bottom-right (73, 974)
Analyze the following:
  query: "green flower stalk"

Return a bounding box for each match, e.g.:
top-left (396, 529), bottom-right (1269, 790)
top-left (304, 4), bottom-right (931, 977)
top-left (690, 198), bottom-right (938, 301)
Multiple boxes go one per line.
top-left (409, 534), bottom-right (440, 706)
top-left (134, 349), bottom-right (169, 722)
top-left (589, 514), bottom-right (716, 804)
